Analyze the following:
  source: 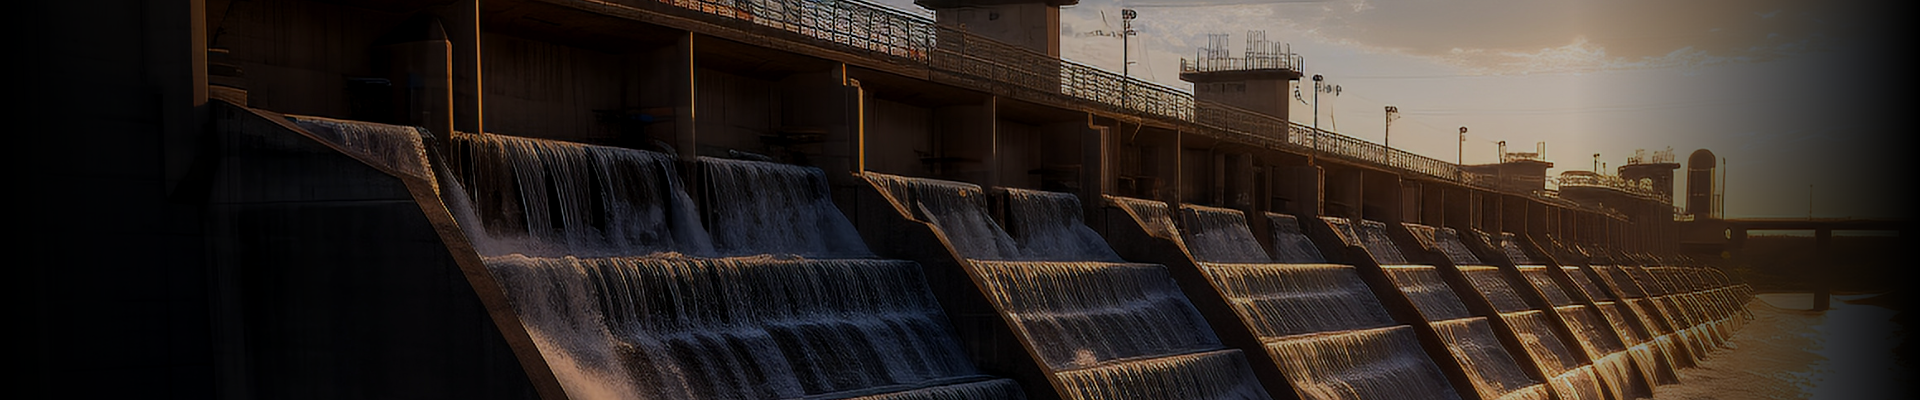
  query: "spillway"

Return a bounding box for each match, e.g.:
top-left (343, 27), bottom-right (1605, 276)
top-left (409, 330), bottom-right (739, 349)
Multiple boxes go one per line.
top-left (273, 112), bottom-right (1755, 400)
top-left (865, 173), bottom-right (1270, 400)
top-left (1410, 225), bottom-right (1612, 400)
top-left (1325, 218), bottom-right (1551, 400)
top-left (1107, 200), bottom-right (1463, 400)
top-left (297, 120), bottom-right (1021, 400)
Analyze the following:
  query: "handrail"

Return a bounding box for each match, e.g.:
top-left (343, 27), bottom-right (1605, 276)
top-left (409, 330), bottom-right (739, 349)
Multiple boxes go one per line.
top-left (632, 0), bottom-right (1663, 205)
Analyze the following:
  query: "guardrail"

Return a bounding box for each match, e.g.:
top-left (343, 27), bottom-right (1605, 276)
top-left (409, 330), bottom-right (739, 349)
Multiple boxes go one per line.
top-left (637, 0), bottom-right (1658, 202)
top-left (1554, 174), bottom-right (1666, 201)
top-left (1180, 54), bottom-right (1305, 74)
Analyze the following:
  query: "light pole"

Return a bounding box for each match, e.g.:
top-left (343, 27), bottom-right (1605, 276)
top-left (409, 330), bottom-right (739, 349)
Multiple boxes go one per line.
top-left (1312, 74), bottom-right (1324, 165)
top-left (1593, 153), bottom-right (1600, 172)
top-left (1311, 74), bottom-right (1340, 165)
top-left (1384, 105), bottom-right (1398, 162)
top-left (1121, 9), bottom-right (1137, 78)
top-left (1457, 126), bottom-right (1467, 164)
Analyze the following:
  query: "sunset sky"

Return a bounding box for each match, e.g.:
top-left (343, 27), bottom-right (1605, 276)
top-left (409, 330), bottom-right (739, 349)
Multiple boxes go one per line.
top-left (876, 0), bottom-right (1909, 220)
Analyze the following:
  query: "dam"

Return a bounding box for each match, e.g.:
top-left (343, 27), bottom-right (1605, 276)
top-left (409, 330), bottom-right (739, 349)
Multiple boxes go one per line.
top-left (24, 0), bottom-right (1824, 399)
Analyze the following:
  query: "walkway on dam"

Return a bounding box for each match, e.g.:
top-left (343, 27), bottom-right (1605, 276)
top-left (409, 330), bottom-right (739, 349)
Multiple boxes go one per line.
top-left (1650, 293), bottom-right (1911, 400)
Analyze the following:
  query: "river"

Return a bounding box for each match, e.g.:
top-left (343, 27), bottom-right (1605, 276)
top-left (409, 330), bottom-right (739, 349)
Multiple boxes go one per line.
top-left (1648, 292), bottom-right (1911, 399)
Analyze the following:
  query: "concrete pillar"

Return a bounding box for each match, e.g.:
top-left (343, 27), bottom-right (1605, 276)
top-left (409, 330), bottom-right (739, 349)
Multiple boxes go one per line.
top-left (839, 64), bottom-right (867, 175)
top-left (1172, 130), bottom-right (1185, 209)
top-left (1501, 195), bottom-right (1528, 235)
top-left (1482, 193), bottom-right (1502, 234)
top-left (1328, 168), bottom-right (1364, 220)
top-left (1444, 187), bottom-right (1472, 233)
top-left (1400, 181), bottom-right (1422, 225)
top-left (430, 0), bottom-right (482, 135)
top-left (1080, 119), bottom-right (1111, 224)
top-left (1421, 184), bottom-right (1445, 227)
top-left (674, 33), bottom-right (697, 160)
top-left (379, 18), bottom-right (454, 146)
top-left (1362, 172), bottom-right (1402, 224)
top-left (985, 97), bottom-right (1003, 188)
top-left (1284, 165), bottom-right (1325, 218)
top-left (933, 97), bottom-right (997, 186)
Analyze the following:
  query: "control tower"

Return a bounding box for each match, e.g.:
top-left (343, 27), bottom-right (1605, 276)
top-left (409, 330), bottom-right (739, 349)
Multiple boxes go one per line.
top-left (1179, 31), bottom-right (1303, 119)
top-left (1618, 148), bottom-right (1681, 202)
top-left (918, 0), bottom-right (1078, 57)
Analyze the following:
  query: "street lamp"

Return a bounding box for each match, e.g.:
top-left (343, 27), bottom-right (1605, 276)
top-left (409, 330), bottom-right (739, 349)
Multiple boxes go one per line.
top-left (1457, 126), bottom-right (1467, 164)
top-left (1312, 74), bottom-right (1340, 165)
top-left (1121, 9), bottom-right (1138, 78)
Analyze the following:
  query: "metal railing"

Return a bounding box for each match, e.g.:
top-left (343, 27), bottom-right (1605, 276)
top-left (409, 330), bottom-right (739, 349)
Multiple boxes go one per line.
top-left (626, 0), bottom-right (1619, 197)
top-left (1180, 53), bottom-right (1305, 74)
top-left (1554, 173), bottom-right (1666, 201)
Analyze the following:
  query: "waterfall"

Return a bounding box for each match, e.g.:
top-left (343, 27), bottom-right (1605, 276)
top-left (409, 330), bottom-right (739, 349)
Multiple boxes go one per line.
top-left (1265, 213), bottom-right (1326, 264)
top-left (441, 132), bottom-right (713, 258)
top-left (1431, 318), bottom-right (1551, 400)
top-left (1054, 350), bottom-right (1272, 400)
top-left (284, 123), bottom-right (1022, 399)
top-left (288, 115), bottom-right (434, 182)
top-left (1497, 234), bottom-right (1538, 265)
top-left (489, 255), bottom-right (1000, 399)
top-left (864, 173), bottom-right (1023, 260)
top-left (1404, 224), bottom-right (1482, 266)
top-left (1178, 204), bottom-right (1272, 264)
top-left (1518, 267), bottom-right (1574, 306)
top-left (697, 156), bottom-right (872, 258)
top-left (1000, 188), bottom-right (1124, 262)
top-left (972, 261), bottom-right (1222, 370)
top-left (1594, 266), bottom-right (1647, 298)
top-left (1202, 264), bottom-right (1396, 338)
top-left (1264, 327), bottom-right (1463, 400)
top-left (1107, 195), bottom-right (1461, 400)
top-left (1563, 267), bottom-right (1614, 302)
top-left (1321, 218), bottom-right (1409, 265)
top-left (1556, 305), bottom-right (1625, 354)
top-left (1503, 311), bottom-right (1581, 377)
top-left (1104, 196), bottom-right (1179, 241)
top-left (865, 174), bottom-right (1268, 400)
top-left (1460, 266), bottom-right (1531, 313)
top-left (1381, 266), bottom-right (1473, 321)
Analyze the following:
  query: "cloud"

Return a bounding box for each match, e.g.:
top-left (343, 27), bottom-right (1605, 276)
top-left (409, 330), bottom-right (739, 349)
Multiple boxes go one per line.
top-left (1064, 0), bottom-right (1893, 75)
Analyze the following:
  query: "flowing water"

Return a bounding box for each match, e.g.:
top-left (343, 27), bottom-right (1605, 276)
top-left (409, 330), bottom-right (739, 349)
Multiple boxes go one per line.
top-left (1381, 265), bottom-right (1475, 321)
top-left (1178, 204), bottom-right (1273, 264)
top-left (1320, 218), bottom-right (1553, 400)
top-left (1496, 234), bottom-right (1538, 266)
top-left (284, 116), bottom-right (1763, 400)
top-left (297, 123), bottom-right (1019, 399)
top-left (1112, 198), bottom-right (1459, 400)
top-left (1264, 213), bottom-right (1327, 264)
top-left (864, 174), bottom-right (1268, 400)
top-left (698, 156), bottom-right (872, 258)
top-left (999, 188), bottom-right (1124, 262)
top-left (1265, 326), bottom-right (1462, 400)
top-left (1432, 318), bottom-right (1552, 400)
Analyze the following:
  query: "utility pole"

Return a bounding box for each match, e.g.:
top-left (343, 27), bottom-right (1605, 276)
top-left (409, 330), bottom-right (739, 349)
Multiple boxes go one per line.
top-left (1457, 126), bottom-right (1467, 164)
